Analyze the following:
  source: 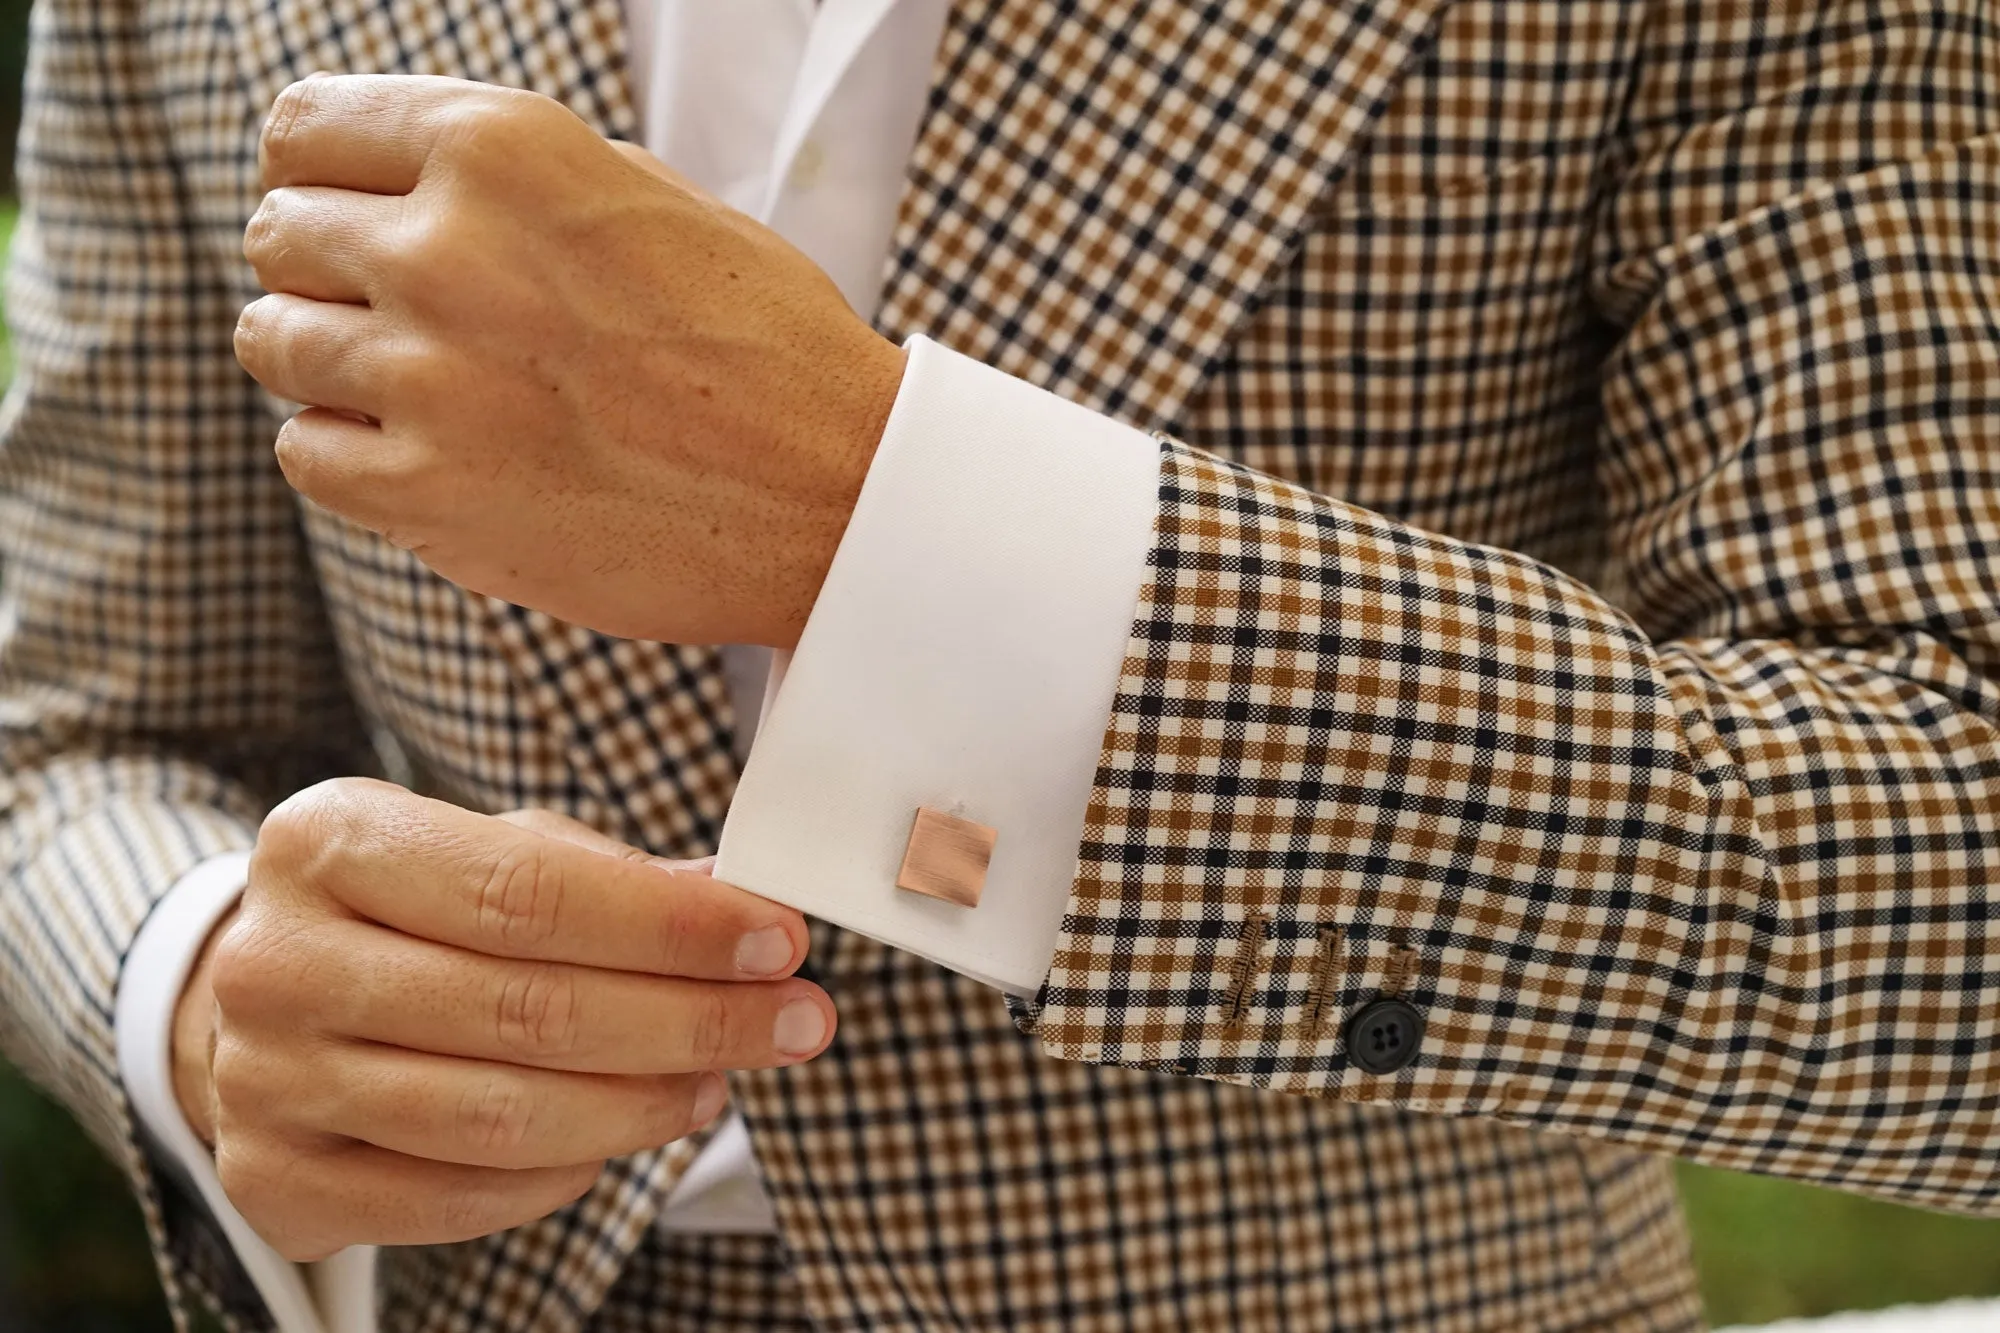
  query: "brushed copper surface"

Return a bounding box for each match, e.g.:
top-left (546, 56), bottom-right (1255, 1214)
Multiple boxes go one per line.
top-left (896, 807), bottom-right (997, 908)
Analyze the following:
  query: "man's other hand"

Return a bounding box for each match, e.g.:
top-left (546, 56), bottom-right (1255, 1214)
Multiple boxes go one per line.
top-left (170, 778), bottom-right (832, 1261)
top-left (234, 74), bottom-right (907, 650)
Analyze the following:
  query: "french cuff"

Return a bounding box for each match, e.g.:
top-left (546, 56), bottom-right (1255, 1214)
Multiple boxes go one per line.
top-left (116, 851), bottom-right (379, 1333)
top-left (715, 335), bottom-right (1159, 995)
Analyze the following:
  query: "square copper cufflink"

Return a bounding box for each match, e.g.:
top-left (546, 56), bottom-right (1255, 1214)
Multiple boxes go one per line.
top-left (896, 807), bottom-right (997, 908)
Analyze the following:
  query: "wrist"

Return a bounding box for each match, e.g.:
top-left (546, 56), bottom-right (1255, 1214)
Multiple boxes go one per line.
top-left (170, 904), bottom-right (236, 1147)
top-left (759, 333), bottom-right (907, 650)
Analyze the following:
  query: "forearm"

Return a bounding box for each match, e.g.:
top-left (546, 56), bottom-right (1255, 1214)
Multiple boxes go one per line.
top-left (725, 286), bottom-right (1999, 1214)
top-left (1029, 434), bottom-right (2000, 1211)
top-left (1032, 126), bottom-right (2000, 1212)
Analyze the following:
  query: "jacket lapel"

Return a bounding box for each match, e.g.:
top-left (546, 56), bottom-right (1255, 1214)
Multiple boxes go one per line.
top-left (874, 0), bottom-right (1453, 432)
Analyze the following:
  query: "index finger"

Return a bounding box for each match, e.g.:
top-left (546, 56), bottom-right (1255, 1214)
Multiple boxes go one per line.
top-left (260, 73), bottom-right (490, 193)
top-left (271, 782), bottom-right (807, 981)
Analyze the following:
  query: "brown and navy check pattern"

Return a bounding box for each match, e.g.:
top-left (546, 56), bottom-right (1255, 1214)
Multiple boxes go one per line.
top-left (1026, 0), bottom-right (2000, 1216)
top-left (591, 1230), bottom-right (814, 1331)
top-left (2, 0), bottom-right (1994, 1329)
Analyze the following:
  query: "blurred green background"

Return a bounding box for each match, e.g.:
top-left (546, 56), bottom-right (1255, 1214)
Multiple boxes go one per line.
top-left (0, 1), bottom-right (1995, 1328)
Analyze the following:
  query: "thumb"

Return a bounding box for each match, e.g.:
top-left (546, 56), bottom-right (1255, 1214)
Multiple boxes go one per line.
top-left (494, 807), bottom-right (648, 860)
top-left (492, 810), bottom-right (718, 879)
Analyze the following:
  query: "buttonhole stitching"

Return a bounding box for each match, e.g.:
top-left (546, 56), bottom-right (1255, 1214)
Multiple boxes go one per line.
top-left (1219, 911), bottom-right (1272, 1034)
top-left (1303, 924), bottom-right (1347, 1030)
top-left (1381, 944), bottom-right (1418, 998)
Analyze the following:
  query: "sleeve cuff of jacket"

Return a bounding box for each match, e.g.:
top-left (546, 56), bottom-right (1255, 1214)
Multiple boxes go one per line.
top-left (116, 851), bottom-right (378, 1333)
top-left (715, 335), bottom-right (1160, 995)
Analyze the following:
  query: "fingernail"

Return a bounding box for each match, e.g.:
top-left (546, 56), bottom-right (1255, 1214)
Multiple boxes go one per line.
top-left (734, 925), bottom-right (794, 978)
top-left (691, 1072), bottom-right (726, 1126)
top-left (773, 999), bottom-right (827, 1057)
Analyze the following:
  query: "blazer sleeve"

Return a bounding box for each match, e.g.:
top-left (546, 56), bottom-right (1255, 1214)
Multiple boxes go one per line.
top-left (0, 0), bottom-right (368, 1320)
top-left (1026, 2), bottom-right (2000, 1214)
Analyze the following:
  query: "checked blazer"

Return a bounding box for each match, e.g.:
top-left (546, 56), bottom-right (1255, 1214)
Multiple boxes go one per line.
top-left (4, 0), bottom-right (1999, 1329)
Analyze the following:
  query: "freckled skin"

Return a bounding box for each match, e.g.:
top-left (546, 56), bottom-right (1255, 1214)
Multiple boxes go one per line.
top-left (236, 75), bottom-right (907, 650)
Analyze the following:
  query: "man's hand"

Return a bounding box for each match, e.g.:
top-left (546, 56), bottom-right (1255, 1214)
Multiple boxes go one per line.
top-left (233, 75), bottom-right (907, 649)
top-left (170, 778), bottom-right (833, 1261)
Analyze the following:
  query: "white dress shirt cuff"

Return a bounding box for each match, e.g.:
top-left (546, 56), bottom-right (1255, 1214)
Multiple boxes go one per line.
top-left (116, 851), bottom-right (378, 1333)
top-left (716, 335), bottom-right (1160, 994)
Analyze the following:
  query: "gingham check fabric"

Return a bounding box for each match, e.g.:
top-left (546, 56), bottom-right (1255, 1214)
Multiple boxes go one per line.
top-left (590, 1230), bottom-right (813, 1332)
top-left (1, 1), bottom-right (1993, 1332)
top-left (1015, 0), bottom-right (2000, 1221)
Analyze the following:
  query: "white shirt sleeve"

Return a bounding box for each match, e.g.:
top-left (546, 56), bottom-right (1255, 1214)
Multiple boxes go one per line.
top-left (715, 335), bottom-right (1161, 995)
top-left (115, 851), bottom-right (378, 1333)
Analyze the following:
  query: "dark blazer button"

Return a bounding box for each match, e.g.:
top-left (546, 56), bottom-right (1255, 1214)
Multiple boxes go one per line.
top-left (1344, 997), bottom-right (1425, 1074)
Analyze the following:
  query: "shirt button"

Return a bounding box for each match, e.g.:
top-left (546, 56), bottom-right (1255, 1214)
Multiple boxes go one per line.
top-left (788, 139), bottom-right (827, 191)
top-left (1344, 997), bottom-right (1425, 1075)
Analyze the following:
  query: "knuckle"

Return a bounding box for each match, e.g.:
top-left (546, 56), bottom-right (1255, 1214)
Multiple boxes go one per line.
top-left (209, 917), bottom-right (292, 1014)
top-left (255, 784), bottom-right (316, 858)
top-left (242, 189), bottom-right (307, 273)
top-left (370, 434), bottom-right (446, 507)
top-left (272, 308), bottom-right (342, 378)
top-left (494, 962), bottom-right (580, 1058)
top-left (387, 213), bottom-right (451, 279)
top-left (237, 303), bottom-right (337, 400)
top-left (213, 1139), bottom-right (267, 1211)
top-left (241, 202), bottom-right (279, 268)
top-left (651, 896), bottom-right (694, 975)
top-left (431, 95), bottom-right (519, 166)
top-left (261, 80), bottom-right (320, 173)
top-left (256, 781), bottom-right (324, 859)
top-left (684, 989), bottom-right (732, 1070)
top-left (210, 1003), bottom-right (319, 1117)
top-left (382, 222), bottom-right (480, 322)
top-left (270, 413), bottom-right (325, 492)
top-left (218, 1141), bottom-right (308, 1240)
top-left (258, 777), bottom-right (366, 882)
top-left (457, 1072), bottom-right (535, 1157)
top-left (207, 1033), bottom-right (253, 1112)
top-left (207, 921), bottom-right (257, 1005)
top-left (433, 87), bottom-right (560, 161)
top-left (220, 1139), bottom-right (343, 1260)
top-left (233, 295), bottom-right (281, 368)
top-left (380, 340), bottom-right (447, 410)
top-left (475, 841), bottom-right (566, 951)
